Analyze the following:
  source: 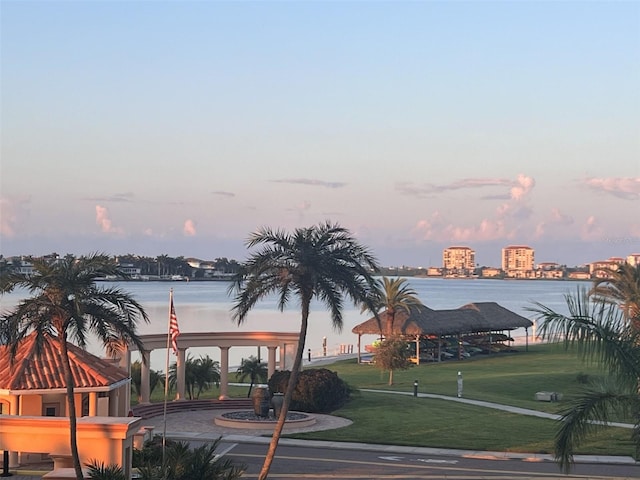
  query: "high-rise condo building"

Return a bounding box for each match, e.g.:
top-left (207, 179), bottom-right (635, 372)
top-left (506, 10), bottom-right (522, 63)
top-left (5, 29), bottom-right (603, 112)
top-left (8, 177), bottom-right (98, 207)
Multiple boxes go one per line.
top-left (443, 246), bottom-right (475, 275)
top-left (501, 245), bottom-right (534, 277)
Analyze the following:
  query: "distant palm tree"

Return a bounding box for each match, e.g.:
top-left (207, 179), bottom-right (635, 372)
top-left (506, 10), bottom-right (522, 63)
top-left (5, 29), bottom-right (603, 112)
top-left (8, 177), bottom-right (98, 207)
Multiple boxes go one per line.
top-left (364, 276), bottom-right (424, 337)
top-left (236, 356), bottom-right (268, 397)
top-left (169, 355), bottom-right (220, 399)
top-left (1, 254), bottom-right (149, 480)
top-left (229, 222), bottom-right (380, 480)
top-left (131, 360), bottom-right (165, 403)
top-left (590, 263), bottom-right (640, 331)
top-left (529, 287), bottom-right (640, 472)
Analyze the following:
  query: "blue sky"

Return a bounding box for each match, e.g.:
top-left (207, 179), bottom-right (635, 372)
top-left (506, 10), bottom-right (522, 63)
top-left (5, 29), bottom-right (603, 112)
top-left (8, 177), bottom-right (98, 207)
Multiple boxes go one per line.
top-left (1, 1), bottom-right (639, 268)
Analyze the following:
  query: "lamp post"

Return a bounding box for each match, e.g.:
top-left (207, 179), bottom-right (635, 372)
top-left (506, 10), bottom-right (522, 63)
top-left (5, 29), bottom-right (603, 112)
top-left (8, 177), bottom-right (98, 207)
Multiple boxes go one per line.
top-left (413, 380), bottom-right (418, 397)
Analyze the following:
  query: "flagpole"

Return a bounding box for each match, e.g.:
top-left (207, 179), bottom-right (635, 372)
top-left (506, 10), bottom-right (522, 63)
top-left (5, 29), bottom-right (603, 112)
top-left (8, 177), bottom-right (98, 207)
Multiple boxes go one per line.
top-left (161, 288), bottom-right (173, 468)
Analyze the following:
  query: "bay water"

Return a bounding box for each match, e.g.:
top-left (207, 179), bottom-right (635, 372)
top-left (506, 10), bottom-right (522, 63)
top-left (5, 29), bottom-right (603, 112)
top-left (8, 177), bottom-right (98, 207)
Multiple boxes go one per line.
top-left (0, 278), bottom-right (585, 372)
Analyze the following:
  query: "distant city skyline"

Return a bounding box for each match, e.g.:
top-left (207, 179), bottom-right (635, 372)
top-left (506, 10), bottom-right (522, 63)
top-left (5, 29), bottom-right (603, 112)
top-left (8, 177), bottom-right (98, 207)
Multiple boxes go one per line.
top-left (1, 1), bottom-right (639, 268)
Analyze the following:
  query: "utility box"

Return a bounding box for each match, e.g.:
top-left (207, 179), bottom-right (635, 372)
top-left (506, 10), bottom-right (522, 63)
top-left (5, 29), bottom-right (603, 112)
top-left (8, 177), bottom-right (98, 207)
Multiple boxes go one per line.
top-left (535, 391), bottom-right (562, 402)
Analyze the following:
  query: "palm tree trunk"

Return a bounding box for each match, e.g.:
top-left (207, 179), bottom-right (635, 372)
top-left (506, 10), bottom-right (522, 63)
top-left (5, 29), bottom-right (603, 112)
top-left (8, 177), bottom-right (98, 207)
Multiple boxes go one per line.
top-left (60, 338), bottom-right (84, 480)
top-left (258, 298), bottom-right (310, 480)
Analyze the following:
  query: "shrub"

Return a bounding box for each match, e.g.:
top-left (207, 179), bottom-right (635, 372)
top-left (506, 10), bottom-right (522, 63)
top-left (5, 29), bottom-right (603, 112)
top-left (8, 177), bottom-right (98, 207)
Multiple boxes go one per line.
top-left (267, 368), bottom-right (350, 413)
top-left (576, 372), bottom-right (590, 384)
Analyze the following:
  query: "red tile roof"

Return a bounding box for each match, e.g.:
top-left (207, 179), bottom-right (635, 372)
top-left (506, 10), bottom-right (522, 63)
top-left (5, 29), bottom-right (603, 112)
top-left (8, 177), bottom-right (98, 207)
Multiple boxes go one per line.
top-left (0, 332), bottom-right (129, 392)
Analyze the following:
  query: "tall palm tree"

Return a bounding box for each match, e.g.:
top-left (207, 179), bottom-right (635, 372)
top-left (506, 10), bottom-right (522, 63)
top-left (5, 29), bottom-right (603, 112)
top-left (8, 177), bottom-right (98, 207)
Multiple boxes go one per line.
top-left (229, 222), bottom-right (380, 480)
top-left (0, 254), bottom-right (149, 480)
top-left (236, 355), bottom-right (268, 397)
top-left (528, 286), bottom-right (640, 472)
top-left (590, 263), bottom-right (640, 331)
top-left (364, 276), bottom-right (424, 336)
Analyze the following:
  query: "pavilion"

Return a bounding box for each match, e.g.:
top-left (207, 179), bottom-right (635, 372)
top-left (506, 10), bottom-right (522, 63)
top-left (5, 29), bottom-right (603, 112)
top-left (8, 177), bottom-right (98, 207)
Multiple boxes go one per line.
top-left (352, 302), bottom-right (534, 364)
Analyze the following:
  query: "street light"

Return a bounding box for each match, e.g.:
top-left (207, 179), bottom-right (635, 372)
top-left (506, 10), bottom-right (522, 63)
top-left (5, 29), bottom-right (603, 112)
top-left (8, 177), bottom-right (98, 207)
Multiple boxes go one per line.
top-left (413, 380), bottom-right (418, 397)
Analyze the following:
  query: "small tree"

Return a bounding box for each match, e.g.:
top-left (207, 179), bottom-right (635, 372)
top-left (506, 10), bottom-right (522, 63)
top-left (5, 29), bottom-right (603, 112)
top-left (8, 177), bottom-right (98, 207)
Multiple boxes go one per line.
top-left (375, 335), bottom-right (412, 385)
top-left (236, 355), bottom-right (268, 397)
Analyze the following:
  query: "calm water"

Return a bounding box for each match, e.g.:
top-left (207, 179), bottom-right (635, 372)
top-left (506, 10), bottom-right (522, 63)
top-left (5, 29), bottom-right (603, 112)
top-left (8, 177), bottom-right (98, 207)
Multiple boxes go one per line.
top-left (0, 277), bottom-right (585, 371)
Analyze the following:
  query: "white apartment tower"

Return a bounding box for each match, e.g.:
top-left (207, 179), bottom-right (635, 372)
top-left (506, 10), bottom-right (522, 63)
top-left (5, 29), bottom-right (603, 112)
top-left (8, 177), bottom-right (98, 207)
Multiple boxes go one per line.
top-left (501, 245), bottom-right (535, 277)
top-left (443, 246), bottom-right (476, 275)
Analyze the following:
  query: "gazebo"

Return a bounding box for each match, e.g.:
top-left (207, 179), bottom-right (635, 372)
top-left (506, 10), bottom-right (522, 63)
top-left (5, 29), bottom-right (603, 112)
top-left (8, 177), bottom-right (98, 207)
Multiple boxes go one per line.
top-left (351, 302), bottom-right (534, 364)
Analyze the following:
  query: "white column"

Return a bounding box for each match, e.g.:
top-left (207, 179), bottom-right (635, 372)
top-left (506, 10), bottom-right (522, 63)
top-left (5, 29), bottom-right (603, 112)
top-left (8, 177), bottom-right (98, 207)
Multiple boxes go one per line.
top-left (267, 346), bottom-right (277, 379)
top-left (9, 395), bottom-right (18, 467)
top-left (219, 346), bottom-right (230, 400)
top-left (176, 348), bottom-right (186, 400)
top-left (89, 392), bottom-right (98, 416)
top-left (140, 350), bottom-right (151, 404)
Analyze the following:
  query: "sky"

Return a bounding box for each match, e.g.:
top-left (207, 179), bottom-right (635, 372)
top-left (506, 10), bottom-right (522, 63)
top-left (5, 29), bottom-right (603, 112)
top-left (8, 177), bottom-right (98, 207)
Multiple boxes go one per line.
top-left (1, 0), bottom-right (639, 268)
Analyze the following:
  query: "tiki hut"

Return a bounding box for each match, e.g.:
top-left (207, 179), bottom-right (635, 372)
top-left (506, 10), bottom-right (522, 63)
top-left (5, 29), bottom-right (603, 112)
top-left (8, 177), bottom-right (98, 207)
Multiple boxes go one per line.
top-left (352, 302), bottom-right (533, 364)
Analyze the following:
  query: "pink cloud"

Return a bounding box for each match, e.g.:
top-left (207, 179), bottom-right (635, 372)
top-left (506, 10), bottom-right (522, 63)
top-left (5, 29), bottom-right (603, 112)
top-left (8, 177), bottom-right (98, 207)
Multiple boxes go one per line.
top-left (581, 215), bottom-right (603, 240)
top-left (1, 197), bottom-right (18, 237)
top-left (183, 219), bottom-right (197, 236)
top-left (413, 214), bottom-right (509, 243)
top-left (95, 205), bottom-right (123, 234)
top-left (550, 208), bottom-right (574, 225)
top-left (509, 174), bottom-right (535, 200)
top-left (397, 174), bottom-right (535, 202)
top-left (584, 177), bottom-right (640, 199)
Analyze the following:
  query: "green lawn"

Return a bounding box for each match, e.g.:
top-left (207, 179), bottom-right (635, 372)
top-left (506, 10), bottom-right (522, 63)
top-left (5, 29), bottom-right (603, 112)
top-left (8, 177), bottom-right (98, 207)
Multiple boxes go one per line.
top-left (138, 343), bottom-right (638, 458)
top-left (287, 343), bottom-right (637, 458)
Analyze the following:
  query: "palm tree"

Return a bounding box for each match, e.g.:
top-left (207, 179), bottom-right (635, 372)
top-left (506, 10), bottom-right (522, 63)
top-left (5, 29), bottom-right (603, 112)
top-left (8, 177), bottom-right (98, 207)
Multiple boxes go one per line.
top-left (236, 355), bottom-right (268, 397)
top-left (131, 360), bottom-right (165, 403)
top-left (0, 254), bottom-right (149, 480)
top-left (528, 286), bottom-right (640, 472)
top-left (135, 438), bottom-right (245, 480)
top-left (169, 355), bottom-right (220, 399)
top-left (364, 276), bottom-right (424, 337)
top-left (590, 263), bottom-right (640, 331)
top-left (229, 222), bottom-right (380, 480)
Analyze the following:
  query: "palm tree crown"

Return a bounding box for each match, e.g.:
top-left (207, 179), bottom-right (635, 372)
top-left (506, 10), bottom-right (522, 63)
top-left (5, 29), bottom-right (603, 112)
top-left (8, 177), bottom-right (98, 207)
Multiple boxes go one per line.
top-left (236, 355), bottom-right (268, 397)
top-left (529, 286), bottom-right (640, 473)
top-left (365, 276), bottom-right (424, 336)
top-left (1, 253), bottom-right (149, 480)
top-left (229, 222), bottom-right (380, 480)
top-left (590, 263), bottom-right (640, 331)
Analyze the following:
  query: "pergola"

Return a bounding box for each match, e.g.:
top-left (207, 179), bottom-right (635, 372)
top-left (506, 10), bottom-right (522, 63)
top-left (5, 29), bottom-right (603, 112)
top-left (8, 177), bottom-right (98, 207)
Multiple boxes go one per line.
top-left (126, 331), bottom-right (300, 402)
top-left (351, 302), bottom-right (534, 364)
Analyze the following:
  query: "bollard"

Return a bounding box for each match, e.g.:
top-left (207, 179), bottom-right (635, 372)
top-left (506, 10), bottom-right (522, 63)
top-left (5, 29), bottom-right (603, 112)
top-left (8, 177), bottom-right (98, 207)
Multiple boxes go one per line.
top-left (413, 379), bottom-right (418, 397)
top-left (322, 336), bottom-right (327, 356)
top-left (1, 450), bottom-right (11, 477)
top-left (307, 348), bottom-right (311, 362)
top-left (457, 371), bottom-right (463, 398)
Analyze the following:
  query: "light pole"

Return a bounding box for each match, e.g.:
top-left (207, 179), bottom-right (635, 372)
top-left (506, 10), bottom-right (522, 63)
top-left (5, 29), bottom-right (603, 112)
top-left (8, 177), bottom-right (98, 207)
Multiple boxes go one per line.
top-left (413, 380), bottom-right (418, 397)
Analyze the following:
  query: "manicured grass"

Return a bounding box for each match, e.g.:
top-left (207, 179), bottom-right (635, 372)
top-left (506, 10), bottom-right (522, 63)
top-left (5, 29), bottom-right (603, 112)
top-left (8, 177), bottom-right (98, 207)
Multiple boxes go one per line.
top-left (287, 343), bottom-right (637, 458)
top-left (324, 343), bottom-right (613, 415)
top-left (135, 343), bottom-right (637, 458)
top-left (290, 390), bottom-right (636, 457)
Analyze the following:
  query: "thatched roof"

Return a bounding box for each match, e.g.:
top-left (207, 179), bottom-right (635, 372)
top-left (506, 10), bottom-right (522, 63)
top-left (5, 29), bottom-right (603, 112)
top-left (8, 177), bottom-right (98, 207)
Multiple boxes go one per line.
top-left (351, 302), bottom-right (533, 337)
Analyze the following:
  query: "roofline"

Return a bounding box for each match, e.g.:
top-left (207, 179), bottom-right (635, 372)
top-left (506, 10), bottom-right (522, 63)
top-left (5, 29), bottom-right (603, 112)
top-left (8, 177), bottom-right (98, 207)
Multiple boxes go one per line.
top-left (0, 378), bottom-right (130, 396)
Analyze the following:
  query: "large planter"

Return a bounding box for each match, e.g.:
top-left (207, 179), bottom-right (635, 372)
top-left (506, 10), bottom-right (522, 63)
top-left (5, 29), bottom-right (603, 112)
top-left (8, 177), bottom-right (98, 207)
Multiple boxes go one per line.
top-left (251, 387), bottom-right (270, 417)
top-left (271, 393), bottom-right (284, 419)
